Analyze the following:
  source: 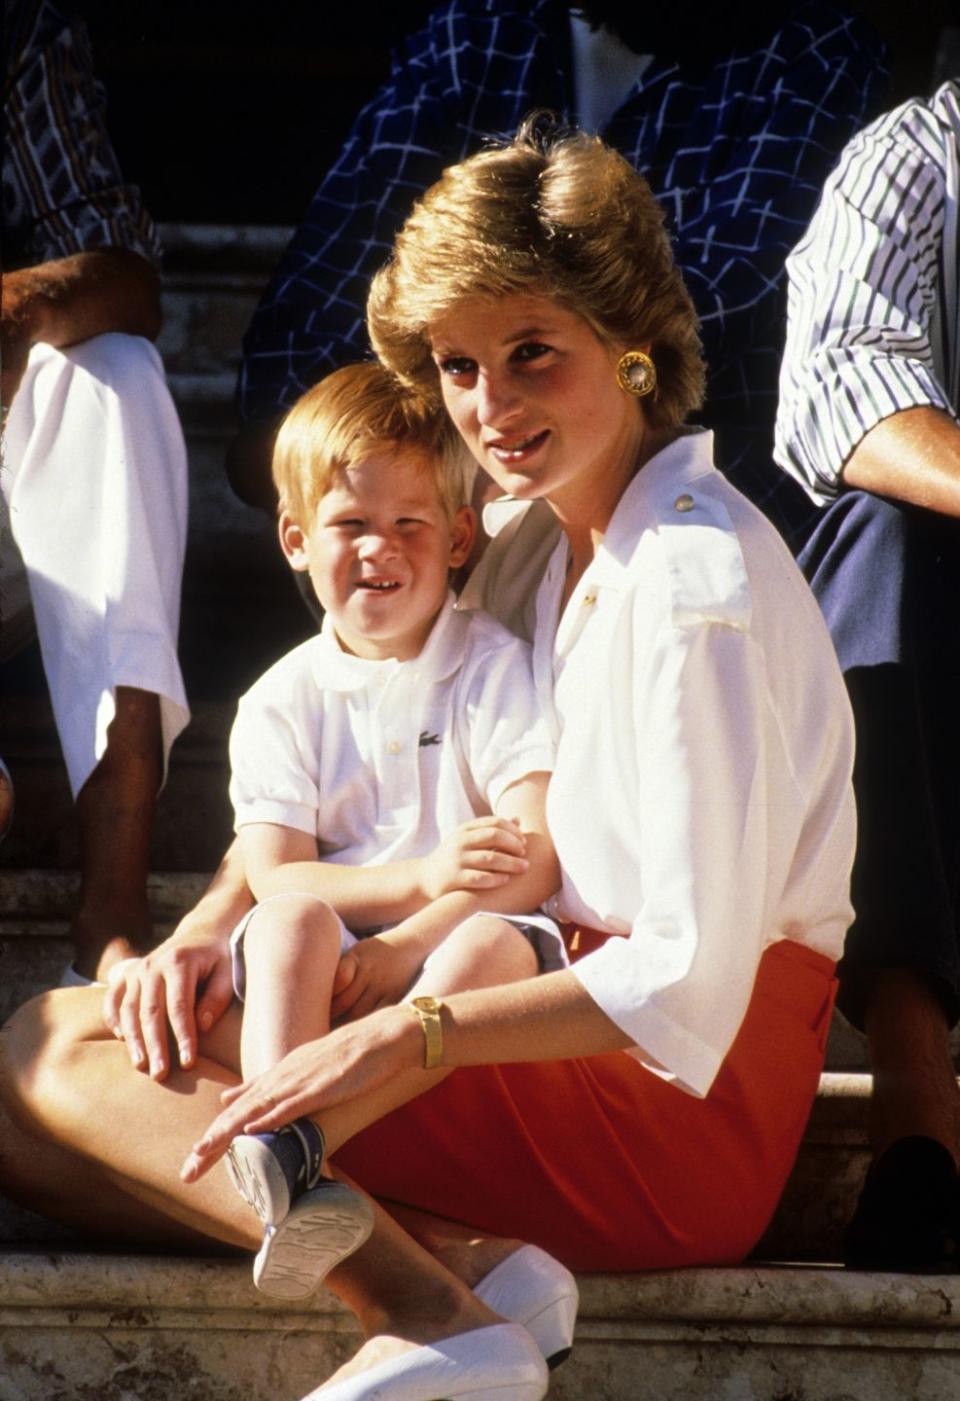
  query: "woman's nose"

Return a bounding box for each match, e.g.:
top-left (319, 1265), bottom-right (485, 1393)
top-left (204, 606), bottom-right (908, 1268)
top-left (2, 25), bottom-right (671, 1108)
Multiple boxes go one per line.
top-left (476, 370), bottom-right (523, 429)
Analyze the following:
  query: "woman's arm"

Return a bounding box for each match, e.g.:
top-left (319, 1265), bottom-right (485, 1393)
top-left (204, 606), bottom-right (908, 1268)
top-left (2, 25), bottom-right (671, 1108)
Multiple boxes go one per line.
top-left (181, 965), bottom-right (630, 1182)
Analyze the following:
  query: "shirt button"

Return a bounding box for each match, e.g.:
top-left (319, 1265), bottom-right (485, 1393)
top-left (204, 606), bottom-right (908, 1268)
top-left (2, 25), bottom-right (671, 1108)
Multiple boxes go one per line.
top-left (386, 740), bottom-right (401, 755)
top-left (674, 493), bottom-right (695, 512)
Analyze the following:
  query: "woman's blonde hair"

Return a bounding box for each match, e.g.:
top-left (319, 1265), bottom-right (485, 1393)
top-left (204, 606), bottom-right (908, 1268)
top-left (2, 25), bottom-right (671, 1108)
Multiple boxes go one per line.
top-left (272, 361), bottom-right (472, 526)
top-left (368, 116), bottom-right (705, 430)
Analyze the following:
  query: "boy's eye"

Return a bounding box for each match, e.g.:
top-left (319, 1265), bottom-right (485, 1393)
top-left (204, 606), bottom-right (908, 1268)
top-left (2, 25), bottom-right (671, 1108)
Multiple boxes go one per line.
top-left (397, 517), bottom-right (426, 529)
top-left (333, 518), bottom-right (364, 530)
top-left (436, 356), bottom-right (476, 378)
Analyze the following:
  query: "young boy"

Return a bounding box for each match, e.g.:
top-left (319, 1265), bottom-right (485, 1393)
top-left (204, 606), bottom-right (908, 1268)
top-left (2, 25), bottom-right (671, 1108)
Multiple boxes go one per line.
top-left (225, 362), bottom-right (564, 1299)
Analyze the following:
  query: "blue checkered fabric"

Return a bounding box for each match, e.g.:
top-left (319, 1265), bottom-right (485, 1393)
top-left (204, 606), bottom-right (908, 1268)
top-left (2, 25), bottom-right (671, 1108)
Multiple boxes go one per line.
top-left (239, 0), bottom-right (887, 542)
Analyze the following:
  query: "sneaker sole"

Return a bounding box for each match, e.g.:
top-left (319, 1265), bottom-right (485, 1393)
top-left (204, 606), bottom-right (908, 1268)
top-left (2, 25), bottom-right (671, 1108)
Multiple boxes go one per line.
top-left (252, 1182), bottom-right (375, 1300)
top-left (226, 1137), bottom-right (294, 1226)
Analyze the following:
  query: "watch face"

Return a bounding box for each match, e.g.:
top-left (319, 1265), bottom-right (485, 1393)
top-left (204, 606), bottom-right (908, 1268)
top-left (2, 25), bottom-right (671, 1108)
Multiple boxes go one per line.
top-left (414, 996), bottom-right (441, 1013)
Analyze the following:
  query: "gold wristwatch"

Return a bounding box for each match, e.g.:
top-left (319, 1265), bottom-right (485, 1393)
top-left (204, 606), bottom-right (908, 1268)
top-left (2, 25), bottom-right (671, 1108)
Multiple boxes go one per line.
top-left (408, 995), bottom-right (445, 1070)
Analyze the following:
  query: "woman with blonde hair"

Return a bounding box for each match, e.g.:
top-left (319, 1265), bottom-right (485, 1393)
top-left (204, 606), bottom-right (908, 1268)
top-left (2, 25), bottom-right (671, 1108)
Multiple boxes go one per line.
top-left (0, 120), bottom-right (855, 1400)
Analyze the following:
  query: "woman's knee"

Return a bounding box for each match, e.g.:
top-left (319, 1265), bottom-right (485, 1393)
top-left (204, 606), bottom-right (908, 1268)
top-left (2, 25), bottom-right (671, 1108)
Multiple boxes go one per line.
top-left (0, 988), bottom-right (101, 1125)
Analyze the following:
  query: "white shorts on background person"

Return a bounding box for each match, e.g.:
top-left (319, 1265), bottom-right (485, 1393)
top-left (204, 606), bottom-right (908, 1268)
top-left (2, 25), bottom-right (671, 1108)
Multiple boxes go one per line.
top-left (0, 332), bottom-right (190, 795)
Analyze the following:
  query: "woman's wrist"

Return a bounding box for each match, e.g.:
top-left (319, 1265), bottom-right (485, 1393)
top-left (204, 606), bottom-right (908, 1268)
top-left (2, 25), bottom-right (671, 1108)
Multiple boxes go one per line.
top-left (382, 1001), bottom-right (435, 1073)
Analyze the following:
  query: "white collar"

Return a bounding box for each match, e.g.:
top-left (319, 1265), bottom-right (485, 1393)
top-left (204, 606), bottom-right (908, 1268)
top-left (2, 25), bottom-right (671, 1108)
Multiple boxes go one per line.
top-left (311, 590), bottom-right (468, 693)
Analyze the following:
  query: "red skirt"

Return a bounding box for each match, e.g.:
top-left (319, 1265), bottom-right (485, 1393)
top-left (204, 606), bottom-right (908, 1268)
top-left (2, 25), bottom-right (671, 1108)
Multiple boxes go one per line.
top-left (333, 937), bottom-right (836, 1271)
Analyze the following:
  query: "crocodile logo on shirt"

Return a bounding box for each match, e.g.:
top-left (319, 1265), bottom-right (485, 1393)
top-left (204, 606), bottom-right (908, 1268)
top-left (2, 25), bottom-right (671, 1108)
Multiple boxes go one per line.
top-left (419, 731), bottom-right (441, 747)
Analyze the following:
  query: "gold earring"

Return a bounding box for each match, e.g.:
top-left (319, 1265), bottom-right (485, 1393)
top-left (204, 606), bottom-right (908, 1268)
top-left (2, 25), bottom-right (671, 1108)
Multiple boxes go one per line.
top-left (616, 350), bottom-right (656, 397)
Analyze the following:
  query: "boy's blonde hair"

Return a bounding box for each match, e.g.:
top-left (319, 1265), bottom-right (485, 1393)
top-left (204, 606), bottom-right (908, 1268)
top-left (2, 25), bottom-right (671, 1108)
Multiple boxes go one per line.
top-left (368, 116), bottom-right (705, 431)
top-left (272, 361), bottom-right (473, 526)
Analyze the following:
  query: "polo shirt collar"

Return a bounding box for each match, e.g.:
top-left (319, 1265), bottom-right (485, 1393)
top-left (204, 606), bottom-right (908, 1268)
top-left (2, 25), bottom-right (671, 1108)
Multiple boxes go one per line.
top-left (311, 590), bottom-right (466, 693)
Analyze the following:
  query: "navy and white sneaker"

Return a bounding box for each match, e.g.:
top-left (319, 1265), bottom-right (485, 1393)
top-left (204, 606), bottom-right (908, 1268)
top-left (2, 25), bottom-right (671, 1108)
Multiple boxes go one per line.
top-left (227, 1118), bottom-right (374, 1299)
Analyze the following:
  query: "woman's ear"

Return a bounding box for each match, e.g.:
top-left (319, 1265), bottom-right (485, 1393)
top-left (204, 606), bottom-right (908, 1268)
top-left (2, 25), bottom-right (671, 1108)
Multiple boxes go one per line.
top-left (278, 509), bottom-right (310, 571)
top-left (448, 504), bottom-right (477, 570)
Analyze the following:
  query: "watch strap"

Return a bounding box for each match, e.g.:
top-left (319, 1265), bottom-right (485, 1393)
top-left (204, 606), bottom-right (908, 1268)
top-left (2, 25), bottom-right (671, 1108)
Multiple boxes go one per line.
top-left (409, 996), bottom-right (445, 1070)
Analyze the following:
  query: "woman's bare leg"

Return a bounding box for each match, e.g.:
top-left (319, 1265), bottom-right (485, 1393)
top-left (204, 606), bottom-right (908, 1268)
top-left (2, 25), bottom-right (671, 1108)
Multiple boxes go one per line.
top-left (385, 1200), bottom-right (528, 1288)
top-left (1, 987), bottom-right (257, 1247)
top-left (0, 1086), bottom-right (212, 1248)
top-left (0, 927), bottom-right (548, 1391)
top-left (1, 987), bottom-right (508, 1392)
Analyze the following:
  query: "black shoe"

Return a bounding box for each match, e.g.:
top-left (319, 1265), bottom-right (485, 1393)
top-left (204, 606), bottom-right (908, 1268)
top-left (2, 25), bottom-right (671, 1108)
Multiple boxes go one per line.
top-left (844, 1135), bottom-right (960, 1271)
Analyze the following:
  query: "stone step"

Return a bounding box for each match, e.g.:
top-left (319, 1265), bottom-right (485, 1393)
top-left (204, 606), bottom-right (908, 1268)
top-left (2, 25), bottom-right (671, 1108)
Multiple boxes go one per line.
top-left (156, 222), bottom-right (290, 382)
top-left (1, 1252), bottom-right (957, 1400)
top-left (158, 298), bottom-right (315, 707)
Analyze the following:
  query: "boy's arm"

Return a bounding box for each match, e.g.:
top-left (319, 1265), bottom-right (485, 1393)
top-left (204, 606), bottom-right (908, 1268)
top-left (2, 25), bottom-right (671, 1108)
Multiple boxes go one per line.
top-left (332, 771), bottom-right (560, 1019)
top-left (241, 816), bottom-right (532, 929)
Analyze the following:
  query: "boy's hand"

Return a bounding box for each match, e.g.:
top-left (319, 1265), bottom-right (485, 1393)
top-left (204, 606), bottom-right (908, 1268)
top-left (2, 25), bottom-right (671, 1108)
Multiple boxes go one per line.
top-left (330, 934), bottom-right (423, 1023)
top-left (420, 816), bottom-right (528, 901)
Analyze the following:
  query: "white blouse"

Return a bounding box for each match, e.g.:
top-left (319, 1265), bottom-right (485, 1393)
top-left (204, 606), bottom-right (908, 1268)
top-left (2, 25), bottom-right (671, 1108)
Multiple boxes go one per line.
top-left (461, 431), bottom-right (856, 1096)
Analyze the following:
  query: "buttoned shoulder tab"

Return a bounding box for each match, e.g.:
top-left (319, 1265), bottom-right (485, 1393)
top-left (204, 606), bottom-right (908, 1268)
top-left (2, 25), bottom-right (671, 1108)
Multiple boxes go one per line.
top-left (650, 482), bottom-right (752, 632)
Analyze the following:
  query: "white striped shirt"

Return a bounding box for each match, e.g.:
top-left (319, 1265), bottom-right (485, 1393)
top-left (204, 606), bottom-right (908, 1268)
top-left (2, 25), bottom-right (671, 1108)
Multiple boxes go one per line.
top-left (775, 80), bottom-right (960, 503)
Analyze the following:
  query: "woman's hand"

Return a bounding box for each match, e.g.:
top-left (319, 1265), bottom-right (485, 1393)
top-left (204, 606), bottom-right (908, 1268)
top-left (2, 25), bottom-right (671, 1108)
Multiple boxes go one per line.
top-left (101, 839), bottom-right (252, 1079)
top-left (179, 1004), bottom-right (419, 1183)
top-left (101, 923), bottom-right (235, 1081)
top-left (419, 816), bottom-right (528, 900)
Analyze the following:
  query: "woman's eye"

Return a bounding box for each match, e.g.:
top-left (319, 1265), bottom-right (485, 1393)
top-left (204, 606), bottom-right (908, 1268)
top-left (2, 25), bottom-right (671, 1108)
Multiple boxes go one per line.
top-left (512, 341), bottom-right (551, 364)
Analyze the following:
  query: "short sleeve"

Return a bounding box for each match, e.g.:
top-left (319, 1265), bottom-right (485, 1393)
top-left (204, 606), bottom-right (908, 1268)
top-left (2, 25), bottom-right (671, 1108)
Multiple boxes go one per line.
top-left (228, 685), bottom-right (320, 838)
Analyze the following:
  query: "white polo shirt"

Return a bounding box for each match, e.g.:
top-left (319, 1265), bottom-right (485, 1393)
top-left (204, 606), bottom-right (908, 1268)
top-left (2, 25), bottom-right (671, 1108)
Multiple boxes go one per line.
top-left (461, 430), bottom-right (856, 1097)
top-left (229, 593), bottom-right (554, 869)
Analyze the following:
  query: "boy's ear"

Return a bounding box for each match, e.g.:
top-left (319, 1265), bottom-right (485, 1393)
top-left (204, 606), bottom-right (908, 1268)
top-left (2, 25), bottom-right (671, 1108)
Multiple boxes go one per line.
top-left (448, 505), bottom-right (477, 570)
top-left (278, 509), bottom-right (310, 571)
